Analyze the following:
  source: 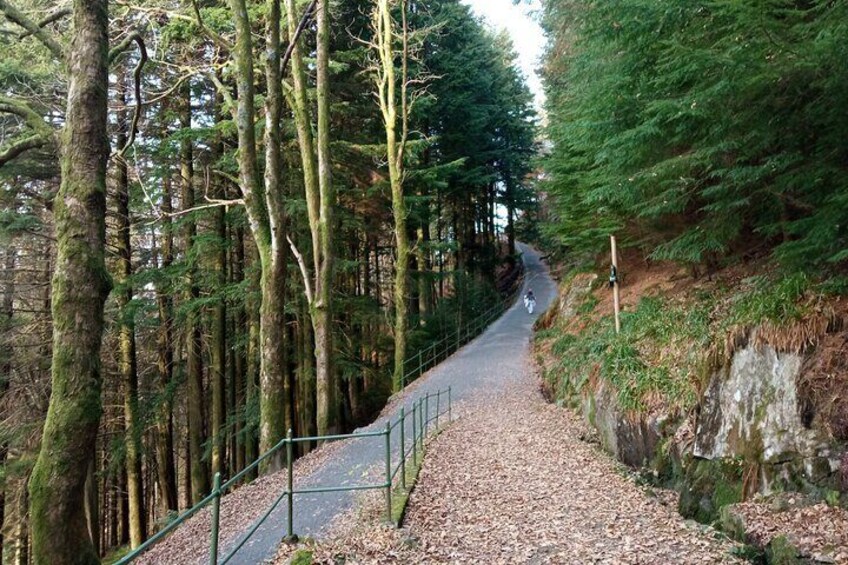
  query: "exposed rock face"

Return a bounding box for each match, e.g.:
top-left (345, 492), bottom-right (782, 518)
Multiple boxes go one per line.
top-left (582, 381), bottom-right (663, 468)
top-left (694, 337), bottom-right (840, 492)
top-left (696, 340), bottom-right (825, 462)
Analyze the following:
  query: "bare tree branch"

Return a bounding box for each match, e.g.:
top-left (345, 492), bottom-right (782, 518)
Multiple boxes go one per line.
top-left (191, 0), bottom-right (232, 51)
top-left (280, 0), bottom-right (317, 73)
top-left (110, 31), bottom-right (149, 156)
top-left (0, 0), bottom-right (64, 59)
top-left (287, 234), bottom-right (315, 305)
top-left (0, 134), bottom-right (48, 167)
top-left (19, 7), bottom-right (70, 39)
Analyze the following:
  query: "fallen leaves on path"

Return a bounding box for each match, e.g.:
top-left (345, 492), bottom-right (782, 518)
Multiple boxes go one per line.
top-left (277, 377), bottom-right (740, 564)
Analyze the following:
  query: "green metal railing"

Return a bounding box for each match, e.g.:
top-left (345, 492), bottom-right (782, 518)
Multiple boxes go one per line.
top-left (117, 388), bottom-right (452, 565)
top-left (402, 277), bottom-right (524, 387)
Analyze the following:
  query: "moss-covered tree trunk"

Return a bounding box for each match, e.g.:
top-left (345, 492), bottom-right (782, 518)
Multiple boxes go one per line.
top-left (180, 82), bottom-right (209, 503)
top-left (115, 72), bottom-right (146, 548)
top-left (28, 1), bottom-right (111, 561)
top-left (314, 0), bottom-right (339, 435)
top-left (286, 0), bottom-right (338, 437)
top-left (227, 0), bottom-right (290, 468)
top-left (259, 0), bottom-right (289, 467)
top-left (374, 0), bottom-right (411, 392)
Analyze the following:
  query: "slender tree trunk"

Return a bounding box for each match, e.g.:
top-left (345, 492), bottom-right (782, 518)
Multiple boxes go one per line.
top-left (285, 0), bottom-right (337, 436)
top-left (0, 247), bottom-right (14, 559)
top-left (228, 0), bottom-right (291, 467)
top-left (155, 175), bottom-right (178, 514)
top-left (374, 0), bottom-right (410, 391)
top-left (314, 0), bottom-right (338, 435)
top-left (259, 0), bottom-right (289, 468)
top-left (116, 70), bottom-right (146, 548)
top-left (210, 87), bottom-right (228, 479)
top-left (180, 82), bottom-right (209, 503)
top-left (233, 226), bottom-right (247, 473)
top-left (28, 2), bottom-right (111, 562)
top-left (244, 242), bottom-right (261, 478)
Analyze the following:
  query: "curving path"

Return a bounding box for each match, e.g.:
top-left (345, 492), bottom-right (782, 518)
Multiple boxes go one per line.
top-left (225, 244), bottom-right (555, 563)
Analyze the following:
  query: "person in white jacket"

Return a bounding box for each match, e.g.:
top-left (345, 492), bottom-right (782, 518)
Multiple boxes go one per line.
top-left (524, 289), bottom-right (536, 314)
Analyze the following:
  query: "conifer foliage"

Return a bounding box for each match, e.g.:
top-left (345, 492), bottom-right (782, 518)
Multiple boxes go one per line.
top-left (0, 0), bottom-right (535, 560)
top-left (541, 0), bottom-right (848, 271)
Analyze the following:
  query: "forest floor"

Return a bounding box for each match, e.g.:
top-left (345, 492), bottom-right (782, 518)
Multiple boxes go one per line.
top-left (273, 373), bottom-right (742, 564)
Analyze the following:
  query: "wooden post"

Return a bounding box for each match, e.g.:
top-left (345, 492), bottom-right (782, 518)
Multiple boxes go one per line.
top-left (611, 235), bottom-right (621, 334)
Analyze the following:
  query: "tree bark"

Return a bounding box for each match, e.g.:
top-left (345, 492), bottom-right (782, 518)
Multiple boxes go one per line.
top-left (259, 0), bottom-right (289, 468)
top-left (116, 68), bottom-right (146, 549)
top-left (180, 82), bottom-right (209, 503)
top-left (210, 85), bottom-right (228, 479)
top-left (28, 1), bottom-right (111, 562)
top-left (0, 247), bottom-right (14, 559)
top-left (315, 0), bottom-right (338, 435)
top-left (374, 0), bottom-right (410, 392)
top-left (227, 0), bottom-right (290, 467)
top-left (155, 174), bottom-right (178, 514)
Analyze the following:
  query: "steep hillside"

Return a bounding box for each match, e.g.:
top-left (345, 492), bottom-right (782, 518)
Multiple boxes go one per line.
top-left (535, 251), bottom-right (848, 561)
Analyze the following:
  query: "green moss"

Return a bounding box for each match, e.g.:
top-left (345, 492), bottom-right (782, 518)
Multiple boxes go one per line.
top-left (766, 535), bottom-right (801, 565)
top-left (290, 549), bottom-right (314, 565)
top-left (679, 458), bottom-right (744, 523)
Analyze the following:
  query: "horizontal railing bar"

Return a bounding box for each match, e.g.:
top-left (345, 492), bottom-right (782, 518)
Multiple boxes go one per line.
top-left (292, 483), bottom-right (387, 495)
top-left (290, 430), bottom-right (386, 444)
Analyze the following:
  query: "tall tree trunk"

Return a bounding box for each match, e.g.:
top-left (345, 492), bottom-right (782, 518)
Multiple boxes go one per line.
top-left (315, 0), bottom-right (338, 435)
top-left (155, 175), bottom-right (178, 514)
top-left (180, 82), bottom-right (209, 503)
top-left (374, 0), bottom-right (410, 392)
top-left (116, 69), bottom-right (146, 549)
top-left (0, 247), bottom-right (14, 559)
top-left (28, 2), bottom-right (111, 562)
top-left (286, 0), bottom-right (337, 436)
top-left (210, 87), bottom-right (228, 479)
top-left (227, 0), bottom-right (290, 467)
top-left (259, 0), bottom-right (289, 467)
top-left (232, 225), bottom-right (247, 473)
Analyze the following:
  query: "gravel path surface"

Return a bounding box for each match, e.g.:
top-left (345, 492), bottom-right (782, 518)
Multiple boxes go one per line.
top-left (297, 379), bottom-right (741, 564)
top-left (137, 244), bottom-right (554, 564)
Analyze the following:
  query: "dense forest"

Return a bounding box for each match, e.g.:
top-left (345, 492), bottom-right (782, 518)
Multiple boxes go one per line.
top-left (0, 0), bottom-right (535, 561)
top-left (540, 0), bottom-right (847, 273)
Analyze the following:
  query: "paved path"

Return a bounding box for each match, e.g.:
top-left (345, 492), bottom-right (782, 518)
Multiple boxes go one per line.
top-left (224, 244), bottom-right (556, 563)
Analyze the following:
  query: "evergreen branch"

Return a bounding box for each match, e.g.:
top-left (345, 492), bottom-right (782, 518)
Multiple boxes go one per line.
top-left (0, 0), bottom-right (64, 59)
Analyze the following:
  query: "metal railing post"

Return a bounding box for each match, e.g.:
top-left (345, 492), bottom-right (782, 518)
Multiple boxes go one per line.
top-left (435, 390), bottom-right (441, 429)
top-left (412, 402), bottom-right (418, 466)
top-left (400, 406), bottom-right (407, 490)
top-left (448, 386), bottom-right (452, 423)
top-left (425, 393), bottom-right (430, 435)
top-left (384, 421), bottom-right (392, 524)
top-left (286, 428), bottom-right (294, 541)
top-left (418, 397), bottom-right (424, 452)
top-left (209, 472), bottom-right (221, 565)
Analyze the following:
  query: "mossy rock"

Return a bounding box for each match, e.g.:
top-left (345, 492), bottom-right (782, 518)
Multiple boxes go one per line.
top-left (679, 458), bottom-right (743, 523)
